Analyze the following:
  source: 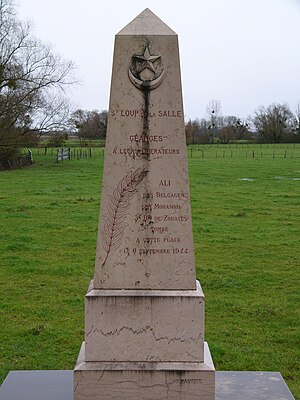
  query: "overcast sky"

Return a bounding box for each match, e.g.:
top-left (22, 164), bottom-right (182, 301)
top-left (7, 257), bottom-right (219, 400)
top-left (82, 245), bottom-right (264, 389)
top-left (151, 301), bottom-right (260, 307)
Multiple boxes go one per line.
top-left (17, 0), bottom-right (300, 120)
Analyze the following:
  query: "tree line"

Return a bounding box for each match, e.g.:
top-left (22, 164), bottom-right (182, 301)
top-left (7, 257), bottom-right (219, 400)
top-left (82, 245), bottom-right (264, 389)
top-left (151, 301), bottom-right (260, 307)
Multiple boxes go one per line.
top-left (72, 100), bottom-right (300, 145)
top-left (185, 100), bottom-right (300, 145)
top-left (1, 0), bottom-right (299, 170)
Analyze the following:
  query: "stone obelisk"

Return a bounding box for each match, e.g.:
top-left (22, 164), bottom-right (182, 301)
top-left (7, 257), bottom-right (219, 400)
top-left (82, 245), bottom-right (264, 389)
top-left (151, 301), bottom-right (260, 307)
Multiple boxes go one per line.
top-left (74, 9), bottom-right (215, 399)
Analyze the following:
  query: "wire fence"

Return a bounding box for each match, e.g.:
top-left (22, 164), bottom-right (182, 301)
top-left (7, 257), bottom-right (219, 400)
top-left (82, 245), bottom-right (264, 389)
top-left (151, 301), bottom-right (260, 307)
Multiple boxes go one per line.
top-left (31, 143), bottom-right (300, 161)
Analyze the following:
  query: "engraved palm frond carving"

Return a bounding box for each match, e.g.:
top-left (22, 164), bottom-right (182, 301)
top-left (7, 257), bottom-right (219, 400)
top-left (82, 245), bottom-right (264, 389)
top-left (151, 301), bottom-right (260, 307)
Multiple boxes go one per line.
top-left (102, 167), bottom-right (148, 265)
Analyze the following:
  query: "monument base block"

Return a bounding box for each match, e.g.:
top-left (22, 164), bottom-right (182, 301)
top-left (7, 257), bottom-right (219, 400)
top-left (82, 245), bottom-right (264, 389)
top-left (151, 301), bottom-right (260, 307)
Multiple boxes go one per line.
top-left (85, 280), bottom-right (205, 362)
top-left (74, 342), bottom-right (215, 400)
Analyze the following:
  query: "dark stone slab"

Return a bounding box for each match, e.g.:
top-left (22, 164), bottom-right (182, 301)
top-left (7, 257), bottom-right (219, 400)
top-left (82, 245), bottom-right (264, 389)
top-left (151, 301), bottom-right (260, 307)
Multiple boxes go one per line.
top-left (215, 371), bottom-right (295, 400)
top-left (0, 370), bottom-right (295, 400)
top-left (0, 371), bottom-right (73, 400)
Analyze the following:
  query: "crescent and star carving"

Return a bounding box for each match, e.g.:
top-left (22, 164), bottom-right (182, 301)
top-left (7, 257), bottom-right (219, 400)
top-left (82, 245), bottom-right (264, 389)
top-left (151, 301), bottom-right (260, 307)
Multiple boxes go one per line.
top-left (128, 46), bottom-right (165, 90)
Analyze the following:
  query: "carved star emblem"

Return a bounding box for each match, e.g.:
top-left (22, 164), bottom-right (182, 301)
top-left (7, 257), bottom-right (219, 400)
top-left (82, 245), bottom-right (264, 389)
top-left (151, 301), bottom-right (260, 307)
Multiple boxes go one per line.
top-left (133, 47), bottom-right (161, 74)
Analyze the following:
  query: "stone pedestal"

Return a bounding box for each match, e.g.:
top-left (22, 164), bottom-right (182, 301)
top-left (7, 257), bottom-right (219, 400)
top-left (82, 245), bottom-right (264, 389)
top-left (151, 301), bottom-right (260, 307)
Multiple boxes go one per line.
top-left (84, 280), bottom-right (204, 362)
top-left (73, 8), bottom-right (215, 400)
top-left (74, 342), bottom-right (215, 400)
top-left (74, 278), bottom-right (214, 399)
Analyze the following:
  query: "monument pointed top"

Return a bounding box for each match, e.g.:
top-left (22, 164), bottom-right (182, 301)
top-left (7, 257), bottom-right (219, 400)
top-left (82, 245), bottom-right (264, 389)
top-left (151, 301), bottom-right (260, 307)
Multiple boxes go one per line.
top-left (117, 8), bottom-right (177, 36)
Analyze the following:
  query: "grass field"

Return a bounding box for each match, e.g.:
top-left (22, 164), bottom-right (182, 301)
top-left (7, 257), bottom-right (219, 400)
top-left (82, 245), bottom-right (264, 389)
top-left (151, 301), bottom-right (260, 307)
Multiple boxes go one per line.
top-left (0, 144), bottom-right (299, 397)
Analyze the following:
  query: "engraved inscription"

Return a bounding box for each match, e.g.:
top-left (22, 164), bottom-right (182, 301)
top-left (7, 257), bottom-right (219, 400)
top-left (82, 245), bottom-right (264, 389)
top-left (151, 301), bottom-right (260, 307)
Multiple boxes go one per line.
top-left (123, 173), bottom-right (191, 258)
top-left (110, 109), bottom-right (182, 118)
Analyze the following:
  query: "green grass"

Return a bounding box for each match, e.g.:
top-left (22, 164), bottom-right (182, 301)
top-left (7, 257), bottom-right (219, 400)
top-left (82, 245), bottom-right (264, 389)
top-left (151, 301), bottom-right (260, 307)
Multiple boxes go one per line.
top-left (0, 144), bottom-right (299, 398)
top-left (189, 145), bottom-right (300, 399)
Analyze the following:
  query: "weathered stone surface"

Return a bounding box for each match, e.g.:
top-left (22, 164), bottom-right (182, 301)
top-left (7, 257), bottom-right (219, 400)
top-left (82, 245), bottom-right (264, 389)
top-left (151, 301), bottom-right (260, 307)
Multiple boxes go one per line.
top-left (74, 342), bottom-right (215, 400)
top-left (85, 280), bottom-right (204, 362)
top-left (117, 8), bottom-right (176, 36)
top-left (73, 9), bottom-right (215, 400)
top-left (93, 8), bottom-right (196, 290)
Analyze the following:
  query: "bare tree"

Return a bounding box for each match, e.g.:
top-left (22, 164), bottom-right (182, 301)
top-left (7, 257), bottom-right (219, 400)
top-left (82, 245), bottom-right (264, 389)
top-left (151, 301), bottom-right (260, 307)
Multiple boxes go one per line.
top-left (217, 116), bottom-right (234, 143)
top-left (185, 118), bottom-right (211, 144)
top-left (218, 116), bottom-right (250, 143)
top-left (292, 104), bottom-right (300, 141)
top-left (0, 0), bottom-right (75, 168)
top-left (71, 109), bottom-right (108, 141)
top-left (233, 118), bottom-right (251, 141)
top-left (252, 103), bottom-right (293, 143)
top-left (185, 119), bottom-right (199, 144)
top-left (206, 99), bottom-right (222, 144)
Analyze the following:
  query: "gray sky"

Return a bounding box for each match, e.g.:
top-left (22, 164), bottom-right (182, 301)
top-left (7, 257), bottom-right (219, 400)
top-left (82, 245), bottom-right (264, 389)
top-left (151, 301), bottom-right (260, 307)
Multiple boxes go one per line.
top-left (17, 0), bottom-right (300, 120)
